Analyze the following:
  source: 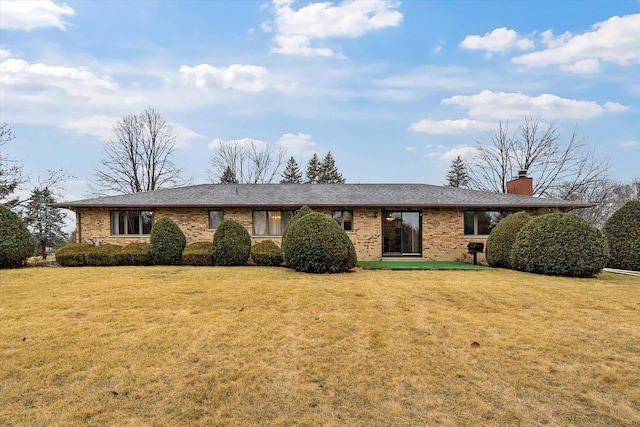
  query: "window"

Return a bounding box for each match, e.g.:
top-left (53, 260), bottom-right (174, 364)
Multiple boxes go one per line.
top-left (209, 210), bottom-right (224, 229)
top-left (111, 210), bottom-right (153, 235)
top-left (252, 210), bottom-right (295, 236)
top-left (333, 210), bottom-right (353, 231)
top-left (464, 211), bottom-right (513, 236)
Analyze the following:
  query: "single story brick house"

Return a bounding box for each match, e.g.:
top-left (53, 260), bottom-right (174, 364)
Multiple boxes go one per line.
top-left (54, 178), bottom-right (592, 262)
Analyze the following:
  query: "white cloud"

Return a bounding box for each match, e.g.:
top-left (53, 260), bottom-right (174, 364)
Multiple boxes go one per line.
top-left (604, 102), bottom-right (629, 112)
top-left (62, 115), bottom-right (119, 141)
top-left (269, 0), bottom-right (402, 57)
top-left (405, 146), bottom-right (417, 152)
top-left (460, 27), bottom-right (534, 55)
top-left (441, 90), bottom-right (607, 120)
top-left (179, 64), bottom-right (268, 92)
top-left (426, 145), bottom-right (477, 160)
top-left (619, 141), bottom-right (638, 147)
top-left (169, 123), bottom-right (205, 149)
top-left (61, 116), bottom-right (202, 149)
top-left (410, 118), bottom-right (494, 134)
top-left (0, 0), bottom-right (75, 31)
top-left (0, 49), bottom-right (12, 61)
top-left (512, 14), bottom-right (640, 73)
top-left (276, 133), bottom-right (317, 157)
top-left (0, 58), bottom-right (146, 110)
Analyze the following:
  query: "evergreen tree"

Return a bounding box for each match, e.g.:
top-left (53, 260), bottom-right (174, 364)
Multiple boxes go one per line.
top-left (305, 153), bottom-right (320, 184)
top-left (23, 187), bottom-right (66, 258)
top-left (280, 156), bottom-right (303, 183)
top-left (317, 151), bottom-right (345, 183)
top-left (445, 156), bottom-right (470, 188)
top-left (220, 165), bottom-right (238, 184)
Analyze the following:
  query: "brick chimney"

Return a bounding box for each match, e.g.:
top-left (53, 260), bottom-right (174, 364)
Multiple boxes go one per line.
top-left (506, 170), bottom-right (533, 196)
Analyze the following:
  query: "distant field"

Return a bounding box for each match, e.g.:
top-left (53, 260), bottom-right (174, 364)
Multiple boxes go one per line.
top-left (1, 266), bottom-right (638, 426)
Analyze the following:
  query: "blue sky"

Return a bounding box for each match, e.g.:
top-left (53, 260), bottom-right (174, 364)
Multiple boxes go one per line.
top-left (1, 0), bottom-right (638, 203)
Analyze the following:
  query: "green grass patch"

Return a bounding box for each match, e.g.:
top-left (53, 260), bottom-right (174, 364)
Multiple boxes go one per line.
top-left (357, 260), bottom-right (493, 270)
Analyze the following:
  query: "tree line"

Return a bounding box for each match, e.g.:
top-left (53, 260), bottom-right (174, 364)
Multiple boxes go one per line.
top-left (443, 116), bottom-right (639, 228)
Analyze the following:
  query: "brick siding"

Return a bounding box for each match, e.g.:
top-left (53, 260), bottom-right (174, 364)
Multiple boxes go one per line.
top-left (74, 206), bottom-right (551, 262)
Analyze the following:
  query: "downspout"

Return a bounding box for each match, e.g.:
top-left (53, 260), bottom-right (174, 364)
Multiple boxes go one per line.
top-left (75, 210), bottom-right (81, 243)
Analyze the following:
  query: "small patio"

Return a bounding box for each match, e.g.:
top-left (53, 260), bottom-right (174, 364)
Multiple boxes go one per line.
top-left (357, 260), bottom-right (493, 270)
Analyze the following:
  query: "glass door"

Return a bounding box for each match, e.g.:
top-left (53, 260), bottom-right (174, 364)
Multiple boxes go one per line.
top-left (382, 211), bottom-right (421, 256)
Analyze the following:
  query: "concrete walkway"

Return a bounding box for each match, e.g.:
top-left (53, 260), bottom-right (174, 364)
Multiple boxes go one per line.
top-left (603, 268), bottom-right (640, 277)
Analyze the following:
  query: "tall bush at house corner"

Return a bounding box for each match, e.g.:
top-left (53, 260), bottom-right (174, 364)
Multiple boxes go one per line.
top-left (0, 205), bottom-right (35, 268)
top-left (149, 217), bottom-right (186, 265)
top-left (510, 213), bottom-right (608, 277)
top-left (212, 219), bottom-right (251, 266)
top-left (282, 212), bottom-right (357, 273)
top-left (485, 211), bottom-right (531, 269)
top-left (603, 200), bottom-right (640, 271)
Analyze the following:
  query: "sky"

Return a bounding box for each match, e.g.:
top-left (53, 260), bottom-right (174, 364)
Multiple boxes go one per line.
top-left (1, 0), bottom-right (639, 205)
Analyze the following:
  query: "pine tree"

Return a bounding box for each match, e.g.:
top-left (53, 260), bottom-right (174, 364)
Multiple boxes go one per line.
top-left (445, 156), bottom-right (470, 188)
top-left (280, 156), bottom-right (303, 183)
top-left (305, 153), bottom-right (320, 184)
top-left (317, 151), bottom-right (345, 183)
top-left (23, 187), bottom-right (66, 257)
top-left (220, 166), bottom-right (238, 184)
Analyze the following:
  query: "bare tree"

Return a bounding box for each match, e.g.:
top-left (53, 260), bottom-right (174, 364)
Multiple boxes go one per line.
top-left (0, 123), bottom-right (26, 207)
top-left (209, 139), bottom-right (286, 184)
top-left (469, 117), bottom-right (609, 199)
top-left (570, 177), bottom-right (640, 228)
top-left (92, 107), bottom-right (191, 194)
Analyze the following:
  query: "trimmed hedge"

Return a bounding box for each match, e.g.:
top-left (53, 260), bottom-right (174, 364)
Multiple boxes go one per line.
top-left (0, 205), bottom-right (35, 269)
top-left (84, 244), bottom-right (123, 266)
top-left (282, 212), bottom-right (357, 273)
top-left (486, 211), bottom-right (531, 269)
top-left (149, 217), bottom-right (186, 265)
top-left (55, 243), bottom-right (93, 267)
top-left (118, 242), bottom-right (152, 266)
top-left (603, 200), bottom-right (640, 271)
top-left (251, 240), bottom-right (283, 266)
top-left (212, 219), bottom-right (251, 266)
top-left (182, 241), bottom-right (214, 266)
top-left (510, 213), bottom-right (609, 277)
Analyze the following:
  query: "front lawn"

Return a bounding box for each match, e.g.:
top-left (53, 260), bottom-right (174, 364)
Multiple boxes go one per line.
top-left (1, 267), bottom-right (638, 425)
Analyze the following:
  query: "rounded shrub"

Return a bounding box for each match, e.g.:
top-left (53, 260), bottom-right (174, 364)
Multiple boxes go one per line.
top-left (212, 219), bottom-right (251, 266)
top-left (182, 241), bottom-right (214, 266)
top-left (485, 211), bottom-right (531, 269)
top-left (55, 243), bottom-right (93, 267)
top-left (281, 205), bottom-right (313, 256)
top-left (251, 240), bottom-right (283, 266)
top-left (603, 200), bottom-right (640, 271)
top-left (118, 242), bottom-right (152, 266)
top-left (510, 213), bottom-right (609, 277)
top-left (149, 217), bottom-right (186, 265)
top-left (0, 205), bottom-right (35, 269)
top-left (282, 212), bottom-right (357, 273)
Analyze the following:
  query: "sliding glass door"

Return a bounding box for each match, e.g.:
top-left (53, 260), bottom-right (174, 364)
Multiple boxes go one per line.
top-left (382, 211), bottom-right (421, 256)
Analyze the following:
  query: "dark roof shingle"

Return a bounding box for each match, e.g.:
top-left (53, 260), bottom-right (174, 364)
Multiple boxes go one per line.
top-left (53, 183), bottom-right (594, 210)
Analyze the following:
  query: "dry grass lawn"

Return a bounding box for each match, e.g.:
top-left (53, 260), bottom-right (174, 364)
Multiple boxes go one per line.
top-left (1, 266), bottom-right (639, 426)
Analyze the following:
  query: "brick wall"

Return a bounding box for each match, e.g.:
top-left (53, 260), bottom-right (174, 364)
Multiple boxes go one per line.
top-left (74, 206), bottom-right (549, 262)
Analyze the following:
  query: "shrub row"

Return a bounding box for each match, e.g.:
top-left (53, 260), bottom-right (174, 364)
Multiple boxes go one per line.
top-left (56, 242), bottom-right (152, 267)
top-left (486, 211), bottom-right (609, 277)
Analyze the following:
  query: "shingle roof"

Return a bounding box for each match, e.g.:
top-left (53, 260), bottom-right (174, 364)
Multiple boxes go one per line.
top-left (53, 183), bottom-right (594, 210)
